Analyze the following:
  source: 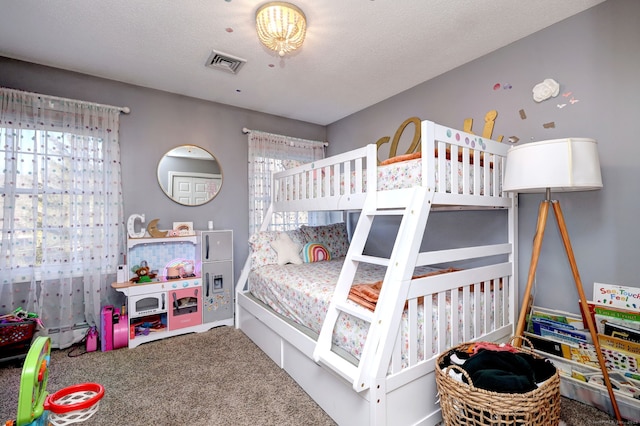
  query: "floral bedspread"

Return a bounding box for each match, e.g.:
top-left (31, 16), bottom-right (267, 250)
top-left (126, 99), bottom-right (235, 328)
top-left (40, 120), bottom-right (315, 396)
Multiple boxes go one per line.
top-left (376, 158), bottom-right (488, 193)
top-left (249, 259), bottom-right (498, 364)
top-left (289, 158), bottom-right (494, 201)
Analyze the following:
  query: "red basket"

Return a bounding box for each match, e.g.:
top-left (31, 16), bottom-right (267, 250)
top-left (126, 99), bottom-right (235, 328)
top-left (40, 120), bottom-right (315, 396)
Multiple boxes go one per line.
top-left (0, 320), bottom-right (37, 348)
top-left (44, 382), bottom-right (105, 426)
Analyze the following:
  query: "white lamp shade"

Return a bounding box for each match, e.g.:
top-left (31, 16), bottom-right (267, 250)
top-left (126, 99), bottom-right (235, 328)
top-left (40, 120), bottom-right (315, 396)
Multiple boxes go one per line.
top-left (503, 138), bottom-right (603, 193)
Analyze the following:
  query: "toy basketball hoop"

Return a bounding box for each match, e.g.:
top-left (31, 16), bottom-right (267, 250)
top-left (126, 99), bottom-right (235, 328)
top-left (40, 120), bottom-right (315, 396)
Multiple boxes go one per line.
top-left (43, 383), bottom-right (104, 426)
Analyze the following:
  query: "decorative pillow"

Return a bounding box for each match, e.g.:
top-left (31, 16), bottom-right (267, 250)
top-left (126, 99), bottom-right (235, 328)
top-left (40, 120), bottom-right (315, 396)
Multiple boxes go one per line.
top-left (302, 242), bottom-right (331, 263)
top-left (271, 232), bottom-right (303, 265)
top-left (300, 222), bottom-right (349, 258)
top-left (248, 229), bottom-right (307, 269)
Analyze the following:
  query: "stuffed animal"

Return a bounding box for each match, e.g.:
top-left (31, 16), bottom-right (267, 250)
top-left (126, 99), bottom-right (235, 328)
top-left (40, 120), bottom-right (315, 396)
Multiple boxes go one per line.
top-left (181, 260), bottom-right (195, 277)
top-left (130, 265), bottom-right (156, 283)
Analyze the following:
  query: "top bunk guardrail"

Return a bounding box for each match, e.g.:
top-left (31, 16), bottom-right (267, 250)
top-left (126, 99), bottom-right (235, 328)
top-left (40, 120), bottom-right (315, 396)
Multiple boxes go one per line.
top-left (271, 120), bottom-right (513, 212)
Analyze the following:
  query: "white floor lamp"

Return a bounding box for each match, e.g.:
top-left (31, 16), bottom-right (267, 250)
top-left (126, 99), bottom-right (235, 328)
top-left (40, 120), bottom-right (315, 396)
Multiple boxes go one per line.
top-left (503, 138), bottom-right (622, 424)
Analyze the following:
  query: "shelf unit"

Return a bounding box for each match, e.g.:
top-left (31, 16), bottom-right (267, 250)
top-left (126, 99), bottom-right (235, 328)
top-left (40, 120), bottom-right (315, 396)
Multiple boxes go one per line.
top-left (111, 231), bottom-right (233, 348)
top-left (535, 350), bottom-right (640, 422)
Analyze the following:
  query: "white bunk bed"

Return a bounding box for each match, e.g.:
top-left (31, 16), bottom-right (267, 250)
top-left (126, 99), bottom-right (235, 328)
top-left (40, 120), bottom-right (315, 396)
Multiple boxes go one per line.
top-left (235, 120), bottom-right (518, 426)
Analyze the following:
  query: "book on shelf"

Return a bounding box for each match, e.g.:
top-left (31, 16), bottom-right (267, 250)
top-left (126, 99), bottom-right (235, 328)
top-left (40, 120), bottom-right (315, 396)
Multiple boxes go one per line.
top-left (536, 324), bottom-right (591, 345)
top-left (603, 321), bottom-right (640, 344)
top-left (594, 304), bottom-right (640, 322)
top-left (597, 333), bottom-right (640, 373)
top-left (580, 300), bottom-right (640, 337)
top-left (592, 282), bottom-right (640, 311)
top-left (526, 306), bottom-right (591, 344)
top-left (528, 305), bottom-right (585, 329)
top-left (598, 333), bottom-right (640, 357)
top-left (527, 328), bottom-right (640, 376)
top-left (525, 332), bottom-right (599, 367)
top-left (594, 313), bottom-right (640, 335)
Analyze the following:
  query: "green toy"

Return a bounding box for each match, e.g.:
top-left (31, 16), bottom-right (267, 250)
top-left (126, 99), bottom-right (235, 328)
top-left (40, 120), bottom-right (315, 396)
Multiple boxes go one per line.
top-left (7, 336), bottom-right (105, 426)
top-left (14, 336), bottom-right (50, 426)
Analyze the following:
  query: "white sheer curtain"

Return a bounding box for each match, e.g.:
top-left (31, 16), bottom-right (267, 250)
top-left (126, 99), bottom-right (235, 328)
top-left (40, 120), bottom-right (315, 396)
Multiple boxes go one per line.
top-left (0, 88), bottom-right (125, 348)
top-left (248, 130), bottom-right (328, 234)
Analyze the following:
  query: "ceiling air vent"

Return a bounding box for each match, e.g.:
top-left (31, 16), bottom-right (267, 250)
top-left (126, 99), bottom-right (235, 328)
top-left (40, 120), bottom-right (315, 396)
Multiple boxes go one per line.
top-left (205, 50), bottom-right (246, 75)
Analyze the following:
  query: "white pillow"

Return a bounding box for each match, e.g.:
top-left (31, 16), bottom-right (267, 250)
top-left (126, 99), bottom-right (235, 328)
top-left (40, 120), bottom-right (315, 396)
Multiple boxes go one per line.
top-left (270, 232), bottom-right (303, 265)
top-left (248, 229), bottom-right (307, 269)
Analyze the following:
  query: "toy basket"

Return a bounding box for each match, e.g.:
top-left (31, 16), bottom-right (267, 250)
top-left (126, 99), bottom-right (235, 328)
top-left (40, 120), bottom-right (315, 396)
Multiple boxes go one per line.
top-left (435, 338), bottom-right (561, 426)
top-left (44, 383), bottom-right (105, 426)
top-left (0, 320), bottom-right (37, 355)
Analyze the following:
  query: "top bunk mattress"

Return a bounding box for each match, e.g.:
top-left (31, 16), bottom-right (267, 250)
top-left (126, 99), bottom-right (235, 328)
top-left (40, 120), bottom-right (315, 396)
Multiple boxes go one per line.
top-left (376, 156), bottom-right (493, 194)
top-left (277, 155), bottom-right (500, 205)
top-left (272, 121), bottom-right (511, 208)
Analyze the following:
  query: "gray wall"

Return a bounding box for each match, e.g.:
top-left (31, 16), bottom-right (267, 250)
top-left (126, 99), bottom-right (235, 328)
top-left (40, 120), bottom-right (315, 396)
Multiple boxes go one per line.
top-left (0, 57), bottom-right (326, 288)
top-left (327, 0), bottom-right (640, 314)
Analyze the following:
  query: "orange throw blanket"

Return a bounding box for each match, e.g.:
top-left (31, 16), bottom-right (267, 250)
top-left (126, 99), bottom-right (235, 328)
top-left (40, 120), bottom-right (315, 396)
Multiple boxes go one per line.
top-left (379, 148), bottom-right (493, 168)
top-left (348, 267), bottom-right (460, 311)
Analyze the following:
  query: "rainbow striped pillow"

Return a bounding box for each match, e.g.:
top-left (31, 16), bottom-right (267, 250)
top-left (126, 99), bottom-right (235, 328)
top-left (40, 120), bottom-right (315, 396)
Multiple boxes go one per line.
top-left (302, 242), bottom-right (331, 263)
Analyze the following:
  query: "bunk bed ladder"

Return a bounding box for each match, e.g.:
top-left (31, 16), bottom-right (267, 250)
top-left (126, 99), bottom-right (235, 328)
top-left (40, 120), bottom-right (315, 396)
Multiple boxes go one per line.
top-left (313, 187), bottom-right (434, 392)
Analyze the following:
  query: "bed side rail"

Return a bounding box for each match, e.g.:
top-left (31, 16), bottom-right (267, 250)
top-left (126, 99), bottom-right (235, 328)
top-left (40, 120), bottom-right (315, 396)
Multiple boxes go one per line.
top-left (385, 263), bottom-right (514, 382)
top-left (422, 120), bottom-right (511, 203)
top-left (271, 145), bottom-right (377, 211)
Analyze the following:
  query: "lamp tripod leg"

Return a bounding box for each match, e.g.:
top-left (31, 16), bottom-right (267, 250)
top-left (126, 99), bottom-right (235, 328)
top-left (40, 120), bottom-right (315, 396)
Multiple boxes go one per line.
top-left (551, 200), bottom-right (623, 425)
top-left (514, 200), bottom-right (550, 339)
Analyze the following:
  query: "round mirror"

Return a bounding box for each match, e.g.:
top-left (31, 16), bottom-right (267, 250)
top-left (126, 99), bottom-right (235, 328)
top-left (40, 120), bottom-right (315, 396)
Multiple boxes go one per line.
top-left (157, 145), bottom-right (223, 206)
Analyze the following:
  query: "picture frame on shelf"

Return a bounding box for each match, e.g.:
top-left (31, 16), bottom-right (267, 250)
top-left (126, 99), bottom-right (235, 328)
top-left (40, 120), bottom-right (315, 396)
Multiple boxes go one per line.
top-left (173, 221), bottom-right (195, 236)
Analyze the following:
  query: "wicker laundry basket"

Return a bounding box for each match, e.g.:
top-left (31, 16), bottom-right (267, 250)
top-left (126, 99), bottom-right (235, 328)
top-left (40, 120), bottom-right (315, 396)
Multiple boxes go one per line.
top-left (435, 337), bottom-right (561, 426)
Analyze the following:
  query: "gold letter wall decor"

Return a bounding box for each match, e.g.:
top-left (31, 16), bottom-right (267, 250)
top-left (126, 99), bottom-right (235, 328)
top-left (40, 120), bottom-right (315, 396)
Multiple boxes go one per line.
top-left (375, 117), bottom-right (421, 164)
top-left (462, 110), bottom-right (504, 142)
top-left (376, 112), bottom-right (503, 164)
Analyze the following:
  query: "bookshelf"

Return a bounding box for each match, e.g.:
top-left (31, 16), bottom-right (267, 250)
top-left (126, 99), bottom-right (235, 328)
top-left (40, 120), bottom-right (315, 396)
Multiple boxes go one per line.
top-left (526, 295), bottom-right (640, 422)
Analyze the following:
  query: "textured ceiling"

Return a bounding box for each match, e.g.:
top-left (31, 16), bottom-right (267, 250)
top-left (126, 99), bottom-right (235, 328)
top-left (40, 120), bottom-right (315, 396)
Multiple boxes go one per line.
top-left (0, 0), bottom-right (604, 125)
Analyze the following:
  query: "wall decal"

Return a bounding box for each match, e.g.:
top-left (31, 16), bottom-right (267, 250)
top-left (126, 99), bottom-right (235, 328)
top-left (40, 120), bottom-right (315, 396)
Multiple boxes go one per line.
top-left (543, 122), bottom-right (556, 129)
top-left (375, 116), bottom-right (421, 162)
top-left (532, 78), bottom-right (560, 102)
top-left (462, 110), bottom-right (503, 142)
top-left (493, 83), bottom-right (512, 90)
top-left (519, 109), bottom-right (527, 119)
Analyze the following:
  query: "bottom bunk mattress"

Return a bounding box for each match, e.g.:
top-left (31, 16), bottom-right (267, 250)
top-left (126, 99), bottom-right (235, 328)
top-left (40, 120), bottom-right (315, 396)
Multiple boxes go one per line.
top-left (248, 258), bottom-right (503, 365)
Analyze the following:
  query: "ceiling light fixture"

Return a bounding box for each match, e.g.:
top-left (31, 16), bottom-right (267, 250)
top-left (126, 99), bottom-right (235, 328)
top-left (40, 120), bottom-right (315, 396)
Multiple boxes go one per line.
top-left (255, 2), bottom-right (306, 57)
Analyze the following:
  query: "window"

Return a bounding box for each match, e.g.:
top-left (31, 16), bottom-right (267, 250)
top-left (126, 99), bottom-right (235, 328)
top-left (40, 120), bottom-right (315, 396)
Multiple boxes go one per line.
top-left (1, 88), bottom-right (124, 349)
top-left (247, 131), bottom-right (325, 234)
top-left (1, 128), bottom-right (109, 273)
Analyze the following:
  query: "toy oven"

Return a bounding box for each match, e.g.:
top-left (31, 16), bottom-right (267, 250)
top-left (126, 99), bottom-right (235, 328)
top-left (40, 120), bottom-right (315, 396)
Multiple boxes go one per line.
top-left (129, 293), bottom-right (167, 317)
top-left (168, 287), bottom-right (202, 330)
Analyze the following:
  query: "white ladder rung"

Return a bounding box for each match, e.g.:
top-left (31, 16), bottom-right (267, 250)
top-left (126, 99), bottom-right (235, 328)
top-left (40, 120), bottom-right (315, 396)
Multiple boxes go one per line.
top-left (335, 300), bottom-right (374, 322)
top-left (351, 254), bottom-right (389, 266)
top-left (315, 349), bottom-right (360, 385)
top-left (314, 187), bottom-right (435, 392)
top-left (368, 209), bottom-right (405, 216)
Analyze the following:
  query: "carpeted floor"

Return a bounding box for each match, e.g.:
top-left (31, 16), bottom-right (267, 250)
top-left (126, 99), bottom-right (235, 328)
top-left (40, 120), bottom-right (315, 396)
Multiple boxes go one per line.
top-left (0, 327), bottom-right (634, 425)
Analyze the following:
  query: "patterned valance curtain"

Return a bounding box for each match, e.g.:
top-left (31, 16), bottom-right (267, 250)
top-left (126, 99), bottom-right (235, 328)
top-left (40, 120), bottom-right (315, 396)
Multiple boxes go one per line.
top-left (0, 88), bottom-right (125, 348)
top-left (247, 130), bottom-right (326, 235)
